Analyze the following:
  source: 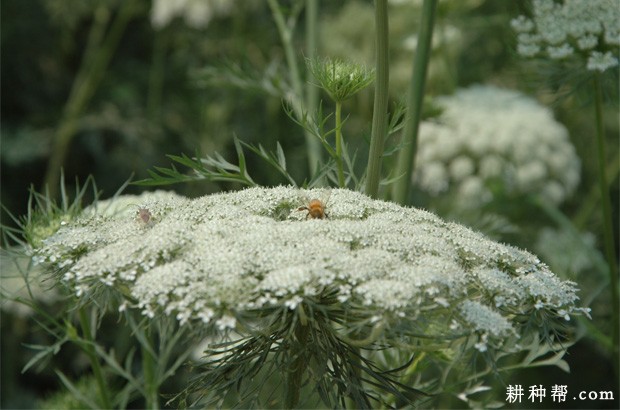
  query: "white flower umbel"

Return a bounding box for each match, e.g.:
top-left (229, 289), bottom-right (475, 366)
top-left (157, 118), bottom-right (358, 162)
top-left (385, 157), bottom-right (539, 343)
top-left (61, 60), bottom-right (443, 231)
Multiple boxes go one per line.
top-left (414, 85), bottom-right (580, 207)
top-left (33, 187), bottom-right (586, 355)
top-left (512, 0), bottom-right (620, 72)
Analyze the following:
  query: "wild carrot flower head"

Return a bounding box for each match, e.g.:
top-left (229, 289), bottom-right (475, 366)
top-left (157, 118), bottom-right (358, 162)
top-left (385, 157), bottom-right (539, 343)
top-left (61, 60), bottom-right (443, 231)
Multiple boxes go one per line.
top-left (32, 186), bottom-right (586, 354)
top-left (512, 0), bottom-right (620, 72)
top-left (414, 85), bottom-right (580, 207)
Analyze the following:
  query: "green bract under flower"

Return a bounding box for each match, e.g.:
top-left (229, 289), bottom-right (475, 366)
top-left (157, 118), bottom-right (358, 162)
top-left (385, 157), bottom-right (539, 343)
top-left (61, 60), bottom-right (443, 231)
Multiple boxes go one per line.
top-left (33, 187), bottom-right (586, 351)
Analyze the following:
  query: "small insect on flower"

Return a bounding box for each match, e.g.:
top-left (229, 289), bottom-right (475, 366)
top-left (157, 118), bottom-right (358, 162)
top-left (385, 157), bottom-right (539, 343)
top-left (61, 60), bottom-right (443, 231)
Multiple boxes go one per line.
top-left (298, 191), bottom-right (331, 219)
top-left (136, 207), bottom-right (154, 225)
top-left (298, 199), bottom-right (327, 219)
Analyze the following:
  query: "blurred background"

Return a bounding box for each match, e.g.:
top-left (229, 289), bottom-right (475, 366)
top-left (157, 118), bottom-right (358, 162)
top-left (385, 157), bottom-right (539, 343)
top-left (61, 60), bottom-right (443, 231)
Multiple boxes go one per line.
top-left (1, 0), bottom-right (618, 408)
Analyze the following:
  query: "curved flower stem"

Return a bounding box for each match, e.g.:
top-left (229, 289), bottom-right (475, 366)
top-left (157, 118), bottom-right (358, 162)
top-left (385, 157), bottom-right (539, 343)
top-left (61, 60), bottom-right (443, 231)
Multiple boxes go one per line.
top-left (384, 352), bottom-right (426, 408)
top-left (593, 72), bottom-right (619, 376)
top-left (340, 322), bottom-right (386, 347)
top-left (392, 0), bottom-right (437, 204)
top-left (78, 307), bottom-right (112, 409)
top-left (335, 101), bottom-right (346, 187)
top-left (365, 0), bottom-right (390, 199)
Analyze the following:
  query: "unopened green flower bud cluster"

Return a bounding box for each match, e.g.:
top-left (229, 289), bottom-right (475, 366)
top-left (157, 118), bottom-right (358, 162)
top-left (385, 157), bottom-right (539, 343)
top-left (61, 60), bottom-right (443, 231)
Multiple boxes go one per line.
top-left (512, 0), bottom-right (619, 72)
top-left (307, 57), bottom-right (375, 102)
top-left (32, 187), bottom-right (587, 352)
top-left (414, 85), bottom-right (580, 207)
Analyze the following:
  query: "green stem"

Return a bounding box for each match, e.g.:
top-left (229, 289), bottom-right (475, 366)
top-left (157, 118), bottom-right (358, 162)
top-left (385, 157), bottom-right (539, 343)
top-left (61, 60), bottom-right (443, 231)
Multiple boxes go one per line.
top-left (305, 0), bottom-right (322, 173)
top-left (573, 153), bottom-right (620, 230)
top-left (78, 307), bottom-right (112, 409)
top-left (285, 323), bottom-right (310, 408)
top-left (267, 0), bottom-right (322, 173)
top-left (44, 1), bottom-right (136, 197)
top-left (593, 73), bottom-right (619, 377)
top-left (267, 0), bottom-right (302, 107)
top-left (365, 0), bottom-right (390, 198)
top-left (142, 330), bottom-right (160, 409)
top-left (392, 0), bottom-right (437, 204)
top-left (335, 101), bottom-right (345, 187)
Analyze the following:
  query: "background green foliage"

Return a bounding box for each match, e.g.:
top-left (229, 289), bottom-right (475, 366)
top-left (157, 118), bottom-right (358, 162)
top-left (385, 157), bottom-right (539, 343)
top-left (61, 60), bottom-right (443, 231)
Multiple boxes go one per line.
top-left (1, 0), bottom-right (618, 408)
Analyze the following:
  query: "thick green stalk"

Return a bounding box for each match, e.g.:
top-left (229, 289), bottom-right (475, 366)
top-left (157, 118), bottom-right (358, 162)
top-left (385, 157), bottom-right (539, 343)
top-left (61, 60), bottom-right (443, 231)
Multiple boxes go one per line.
top-left (391, 0), bottom-right (437, 204)
top-left (44, 1), bottom-right (136, 197)
top-left (365, 0), bottom-right (390, 198)
top-left (593, 73), bottom-right (619, 376)
top-left (335, 101), bottom-right (345, 187)
top-left (78, 308), bottom-right (112, 409)
top-left (142, 331), bottom-right (160, 409)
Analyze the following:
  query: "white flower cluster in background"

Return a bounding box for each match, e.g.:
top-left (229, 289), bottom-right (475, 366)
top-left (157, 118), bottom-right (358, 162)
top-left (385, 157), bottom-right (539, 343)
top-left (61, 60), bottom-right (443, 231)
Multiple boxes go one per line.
top-left (414, 85), bottom-right (580, 207)
top-left (512, 0), bottom-right (620, 72)
top-left (151, 0), bottom-right (233, 30)
top-left (32, 187), bottom-right (587, 353)
top-left (535, 227), bottom-right (597, 277)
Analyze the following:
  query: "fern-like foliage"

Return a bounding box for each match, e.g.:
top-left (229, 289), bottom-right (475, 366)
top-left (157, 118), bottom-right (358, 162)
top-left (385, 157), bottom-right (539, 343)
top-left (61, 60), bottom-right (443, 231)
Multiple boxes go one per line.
top-left (191, 60), bottom-right (291, 99)
top-left (134, 133), bottom-right (343, 189)
top-left (134, 137), bottom-right (256, 187)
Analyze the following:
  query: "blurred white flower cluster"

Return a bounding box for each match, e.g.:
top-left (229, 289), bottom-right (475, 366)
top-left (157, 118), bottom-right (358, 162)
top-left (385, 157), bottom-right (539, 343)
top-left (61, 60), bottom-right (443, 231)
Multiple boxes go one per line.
top-left (151, 0), bottom-right (233, 30)
top-left (33, 187), bottom-right (587, 352)
top-left (512, 0), bottom-right (620, 72)
top-left (535, 227), bottom-right (597, 276)
top-left (414, 85), bottom-right (580, 207)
